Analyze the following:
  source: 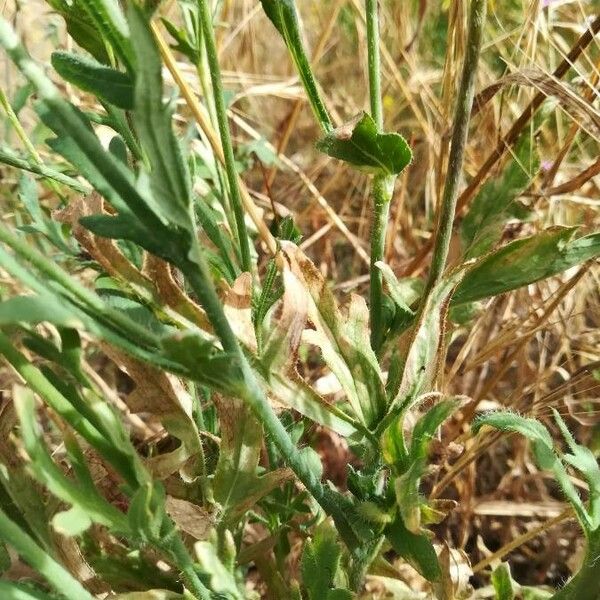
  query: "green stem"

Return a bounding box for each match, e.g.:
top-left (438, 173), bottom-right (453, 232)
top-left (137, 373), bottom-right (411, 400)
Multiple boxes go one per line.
top-left (0, 221), bottom-right (159, 349)
top-left (283, 21), bottom-right (332, 133)
top-left (0, 330), bottom-right (143, 488)
top-left (551, 533), bottom-right (600, 600)
top-left (197, 0), bottom-right (252, 273)
top-left (169, 536), bottom-right (212, 600)
top-left (365, 0), bottom-right (393, 353)
top-left (424, 0), bottom-right (487, 294)
top-left (369, 174), bottom-right (393, 353)
top-left (0, 508), bottom-right (95, 600)
top-left (181, 245), bottom-right (359, 550)
top-left (0, 145), bottom-right (88, 192)
top-left (365, 0), bottom-right (383, 129)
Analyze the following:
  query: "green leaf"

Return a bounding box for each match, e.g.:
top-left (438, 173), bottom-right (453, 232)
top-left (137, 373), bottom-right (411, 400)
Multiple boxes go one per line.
top-left (316, 112), bottom-right (412, 176)
top-left (394, 460), bottom-right (426, 534)
top-left (553, 409), bottom-right (600, 529)
top-left (18, 174), bottom-right (75, 254)
top-left (453, 228), bottom-right (600, 305)
top-left (51, 51), bottom-right (134, 109)
top-left (160, 331), bottom-right (242, 393)
top-left (389, 398), bottom-right (463, 533)
top-left (45, 0), bottom-right (110, 65)
top-left (301, 522), bottom-right (347, 600)
top-left (51, 506), bottom-right (92, 536)
top-left (387, 268), bottom-right (465, 422)
top-left (212, 395), bottom-right (263, 519)
top-left (0, 580), bottom-right (66, 599)
top-left (283, 243), bottom-right (386, 428)
top-left (13, 387), bottom-right (130, 533)
top-left (0, 295), bottom-right (86, 329)
top-left (474, 410), bottom-right (591, 531)
top-left (461, 134), bottom-right (537, 259)
top-left (161, 18), bottom-right (200, 63)
top-left (492, 563), bottom-right (516, 600)
top-left (78, 0), bottom-right (134, 72)
top-left (385, 516), bottom-right (441, 582)
top-left (410, 398), bottom-right (462, 462)
top-left (0, 541), bottom-right (10, 574)
top-left (376, 262), bottom-right (421, 316)
top-left (127, 482), bottom-right (171, 544)
top-left (194, 542), bottom-right (245, 599)
top-left (112, 592), bottom-right (187, 600)
top-left (128, 4), bottom-right (193, 232)
top-left (0, 507), bottom-right (95, 600)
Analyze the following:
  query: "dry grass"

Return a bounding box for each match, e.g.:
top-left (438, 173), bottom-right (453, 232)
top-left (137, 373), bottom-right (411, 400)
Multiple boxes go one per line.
top-left (1, 0), bottom-right (600, 595)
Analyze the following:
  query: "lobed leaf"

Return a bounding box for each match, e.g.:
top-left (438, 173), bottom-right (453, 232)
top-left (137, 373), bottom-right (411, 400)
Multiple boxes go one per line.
top-left (282, 242), bottom-right (387, 428)
top-left (317, 112), bottom-right (412, 176)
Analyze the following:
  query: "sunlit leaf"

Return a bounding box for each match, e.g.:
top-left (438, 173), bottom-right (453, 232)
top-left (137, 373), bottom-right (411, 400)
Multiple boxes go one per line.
top-left (454, 228), bottom-right (600, 305)
top-left (317, 112), bottom-right (411, 175)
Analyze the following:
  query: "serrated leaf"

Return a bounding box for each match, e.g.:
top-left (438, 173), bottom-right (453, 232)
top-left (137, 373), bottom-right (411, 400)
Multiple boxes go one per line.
top-left (453, 228), bottom-right (600, 305)
top-left (301, 522), bottom-right (344, 600)
top-left (51, 51), bottom-right (134, 109)
top-left (317, 112), bottom-right (412, 175)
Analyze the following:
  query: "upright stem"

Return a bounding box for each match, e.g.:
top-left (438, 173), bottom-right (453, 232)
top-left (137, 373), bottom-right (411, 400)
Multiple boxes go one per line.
top-left (369, 174), bottom-right (393, 353)
top-left (424, 0), bottom-right (487, 294)
top-left (551, 533), bottom-right (600, 600)
top-left (198, 0), bottom-right (252, 273)
top-left (365, 0), bottom-right (383, 129)
top-left (181, 245), bottom-right (359, 550)
top-left (0, 508), bottom-right (95, 600)
top-left (365, 0), bottom-right (393, 353)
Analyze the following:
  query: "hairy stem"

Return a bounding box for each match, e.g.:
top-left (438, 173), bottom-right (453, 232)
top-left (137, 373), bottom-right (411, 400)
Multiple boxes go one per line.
top-left (365, 0), bottom-right (382, 129)
top-left (197, 0), bottom-right (252, 273)
top-left (181, 245), bottom-right (359, 549)
top-left (425, 0), bottom-right (487, 293)
top-left (369, 174), bottom-right (393, 353)
top-left (365, 0), bottom-right (394, 352)
top-left (551, 532), bottom-right (600, 600)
